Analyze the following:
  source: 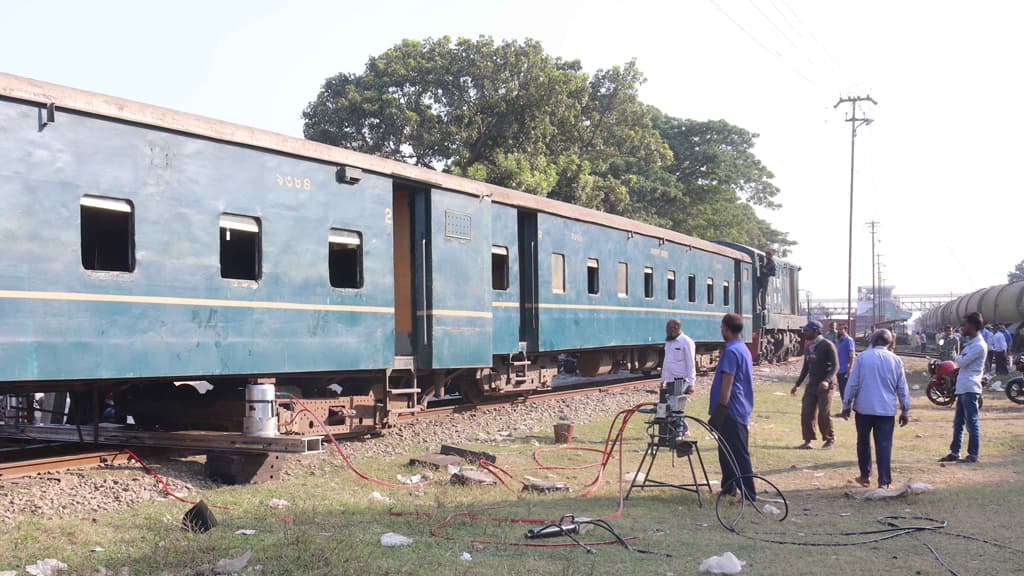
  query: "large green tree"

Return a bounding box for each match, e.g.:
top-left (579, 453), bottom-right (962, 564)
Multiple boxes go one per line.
top-left (303, 36), bottom-right (792, 253)
top-left (1008, 260), bottom-right (1024, 283)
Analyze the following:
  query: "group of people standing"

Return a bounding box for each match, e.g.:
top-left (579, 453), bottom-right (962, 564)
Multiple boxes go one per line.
top-left (662, 309), bottom-right (991, 498)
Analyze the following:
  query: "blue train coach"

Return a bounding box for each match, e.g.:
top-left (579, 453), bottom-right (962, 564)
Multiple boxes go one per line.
top-left (0, 74), bottom-right (801, 436)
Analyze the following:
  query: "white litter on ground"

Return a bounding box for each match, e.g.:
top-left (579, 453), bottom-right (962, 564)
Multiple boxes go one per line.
top-left (911, 384), bottom-right (921, 390)
top-left (460, 552), bottom-right (473, 561)
top-left (624, 471), bottom-right (646, 482)
top-left (380, 532), bottom-right (413, 547)
top-left (235, 529), bottom-right (257, 536)
top-left (214, 551), bottom-right (251, 574)
top-left (699, 552), bottom-right (746, 574)
top-left (268, 498), bottom-right (290, 509)
top-left (990, 381), bottom-right (1005, 392)
top-left (369, 491), bottom-right (395, 504)
top-left (25, 559), bottom-right (68, 576)
top-left (763, 504), bottom-right (782, 515)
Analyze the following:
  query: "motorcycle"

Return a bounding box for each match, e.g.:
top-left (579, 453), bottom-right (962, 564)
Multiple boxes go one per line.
top-left (1006, 353), bottom-right (1024, 405)
top-left (925, 359), bottom-right (988, 408)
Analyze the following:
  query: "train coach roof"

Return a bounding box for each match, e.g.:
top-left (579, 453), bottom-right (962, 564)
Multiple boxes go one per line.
top-left (0, 73), bottom-right (749, 262)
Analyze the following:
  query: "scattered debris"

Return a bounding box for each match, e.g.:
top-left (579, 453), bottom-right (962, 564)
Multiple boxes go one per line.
top-left (460, 552), bottom-right (473, 561)
top-left (773, 392), bottom-right (787, 396)
top-left (763, 504), bottom-right (782, 515)
top-left (409, 454), bottom-right (463, 469)
top-left (699, 552), bottom-right (745, 574)
top-left (440, 445), bottom-right (497, 464)
top-left (0, 570), bottom-right (17, 576)
top-left (380, 532), bottom-right (413, 547)
top-left (369, 491), bottom-right (395, 504)
top-left (624, 471), bottom-right (646, 483)
top-left (214, 551), bottom-right (251, 574)
top-left (850, 482), bottom-right (934, 500)
top-left (813, 472), bottom-right (825, 478)
top-left (181, 501), bottom-right (217, 533)
top-left (522, 476), bottom-right (571, 494)
top-left (450, 470), bottom-right (498, 486)
top-left (396, 474), bottom-right (422, 485)
top-left (25, 559), bottom-right (68, 576)
top-left (911, 384), bottom-right (921, 391)
top-left (991, 381), bottom-right (1005, 392)
top-left (839, 513), bottom-right (851, 517)
top-left (268, 498), bottom-right (290, 509)
top-left (234, 529), bottom-right (257, 536)
top-left (89, 546), bottom-right (105, 552)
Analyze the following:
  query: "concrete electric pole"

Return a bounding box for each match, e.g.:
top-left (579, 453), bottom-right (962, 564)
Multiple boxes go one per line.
top-left (866, 220), bottom-right (879, 328)
top-left (835, 95), bottom-right (876, 328)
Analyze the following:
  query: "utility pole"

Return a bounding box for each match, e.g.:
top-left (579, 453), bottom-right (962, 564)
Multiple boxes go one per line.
top-left (866, 220), bottom-right (880, 328)
top-left (835, 95), bottom-right (876, 329)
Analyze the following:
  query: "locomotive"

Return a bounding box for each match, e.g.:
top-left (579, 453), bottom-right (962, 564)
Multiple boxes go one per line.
top-left (0, 73), bottom-right (803, 437)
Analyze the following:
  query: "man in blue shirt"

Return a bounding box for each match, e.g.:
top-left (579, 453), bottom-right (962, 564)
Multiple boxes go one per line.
top-left (708, 313), bottom-right (756, 501)
top-left (835, 323), bottom-right (856, 401)
top-left (939, 312), bottom-right (988, 464)
top-left (841, 329), bottom-right (911, 489)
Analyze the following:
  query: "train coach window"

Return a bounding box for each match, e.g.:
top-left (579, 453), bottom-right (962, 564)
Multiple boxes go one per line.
top-left (220, 214), bottom-right (261, 281)
top-left (492, 246), bottom-right (509, 291)
top-left (667, 270), bottom-right (676, 301)
top-left (80, 196), bottom-right (135, 272)
top-left (587, 259), bottom-right (600, 295)
top-left (330, 229), bottom-right (363, 289)
top-left (743, 268), bottom-right (750, 282)
top-left (723, 281), bottom-right (731, 307)
top-left (617, 262), bottom-right (628, 297)
top-left (706, 277), bottom-right (715, 305)
top-left (687, 274), bottom-right (696, 303)
top-left (643, 267), bottom-right (654, 299)
top-left (551, 253), bottom-right (565, 294)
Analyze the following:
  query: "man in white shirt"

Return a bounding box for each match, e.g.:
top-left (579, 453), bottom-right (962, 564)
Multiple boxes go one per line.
top-left (991, 328), bottom-right (1008, 375)
top-left (663, 318), bottom-right (696, 393)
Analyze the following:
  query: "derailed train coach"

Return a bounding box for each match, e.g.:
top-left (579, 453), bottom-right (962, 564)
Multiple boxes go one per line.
top-left (0, 73), bottom-right (804, 436)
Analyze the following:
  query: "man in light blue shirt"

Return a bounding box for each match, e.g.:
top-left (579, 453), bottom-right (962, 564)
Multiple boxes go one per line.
top-left (841, 329), bottom-right (910, 488)
top-left (939, 312), bottom-right (987, 464)
top-left (835, 324), bottom-right (856, 401)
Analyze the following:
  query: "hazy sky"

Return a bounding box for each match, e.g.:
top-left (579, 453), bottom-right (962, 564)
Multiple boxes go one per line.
top-left (1, 0), bottom-right (1019, 303)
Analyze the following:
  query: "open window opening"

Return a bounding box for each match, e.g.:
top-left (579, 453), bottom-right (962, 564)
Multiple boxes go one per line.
top-left (492, 246), bottom-right (509, 291)
top-left (330, 229), bottom-right (363, 289)
top-left (706, 277), bottom-right (715, 305)
top-left (587, 258), bottom-right (600, 295)
top-left (220, 214), bottom-right (261, 281)
top-left (81, 195), bottom-right (135, 272)
top-left (643, 266), bottom-right (654, 299)
top-left (687, 274), bottom-right (696, 303)
top-left (551, 253), bottom-right (565, 294)
top-left (667, 270), bottom-right (676, 301)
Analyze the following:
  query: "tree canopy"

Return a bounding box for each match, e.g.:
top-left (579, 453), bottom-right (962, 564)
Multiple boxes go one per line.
top-left (303, 36), bottom-right (794, 254)
top-left (1008, 260), bottom-right (1024, 283)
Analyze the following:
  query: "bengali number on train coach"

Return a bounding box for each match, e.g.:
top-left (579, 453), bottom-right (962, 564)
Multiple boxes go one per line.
top-left (276, 175), bottom-right (312, 190)
top-left (650, 248), bottom-right (668, 258)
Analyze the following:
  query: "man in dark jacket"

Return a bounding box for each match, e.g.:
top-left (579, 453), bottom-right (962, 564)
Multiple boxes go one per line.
top-left (791, 320), bottom-right (838, 449)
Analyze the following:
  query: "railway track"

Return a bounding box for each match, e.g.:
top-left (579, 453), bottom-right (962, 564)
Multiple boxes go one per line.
top-left (0, 444), bottom-right (133, 480)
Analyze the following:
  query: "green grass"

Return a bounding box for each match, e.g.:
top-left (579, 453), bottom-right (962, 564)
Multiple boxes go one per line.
top-left (3, 359), bottom-right (1022, 575)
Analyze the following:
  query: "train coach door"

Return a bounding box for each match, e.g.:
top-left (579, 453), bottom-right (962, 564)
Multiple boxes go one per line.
top-left (517, 211), bottom-right (539, 352)
top-left (393, 185), bottom-right (426, 360)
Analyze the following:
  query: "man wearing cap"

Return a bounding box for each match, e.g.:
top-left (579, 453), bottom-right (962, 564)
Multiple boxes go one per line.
top-left (791, 320), bottom-right (839, 449)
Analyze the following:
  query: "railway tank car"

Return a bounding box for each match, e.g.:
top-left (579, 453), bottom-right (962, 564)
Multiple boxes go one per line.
top-left (0, 73), bottom-right (801, 438)
top-left (920, 282), bottom-right (1024, 349)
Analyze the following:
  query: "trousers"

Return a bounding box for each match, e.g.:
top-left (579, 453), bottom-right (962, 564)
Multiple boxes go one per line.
top-left (716, 413), bottom-right (756, 501)
top-left (855, 413), bottom-right (895, 487)
top-left (801, 386), bottom-right (834, 442)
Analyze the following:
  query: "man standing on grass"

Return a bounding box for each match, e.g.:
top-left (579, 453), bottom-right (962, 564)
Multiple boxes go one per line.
top-left (939, 312), bottom-right (987, 464)
top-left (939, 325), bottom-right (959, 361)
top-left (835, 324), bottom-right (856, 401)
top-left (791, 320), bottom-right (838, 449)
top-left (662, 318), bottom-right (696, 394)
top-left (708, 313), bottom-right (756, 502)
top-left (841, 329), bottom-right (911, 489)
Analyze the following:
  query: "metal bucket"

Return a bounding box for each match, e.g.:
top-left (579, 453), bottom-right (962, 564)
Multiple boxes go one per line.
top-left (553, 423), bottom-right (574, 444)
top-left (243, 383), bottom-right (278, 437)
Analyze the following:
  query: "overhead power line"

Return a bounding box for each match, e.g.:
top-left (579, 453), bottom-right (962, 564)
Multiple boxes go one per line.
top-left (745, 0), bottom-right (835, 83)
top-left (706, 0), bottom-right (817, 85)
top-left (773, 0), bottom-right (847, 75)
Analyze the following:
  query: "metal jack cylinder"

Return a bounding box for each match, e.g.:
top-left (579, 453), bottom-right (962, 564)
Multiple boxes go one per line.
top-left (243, 381), bottom-right (278, 437)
